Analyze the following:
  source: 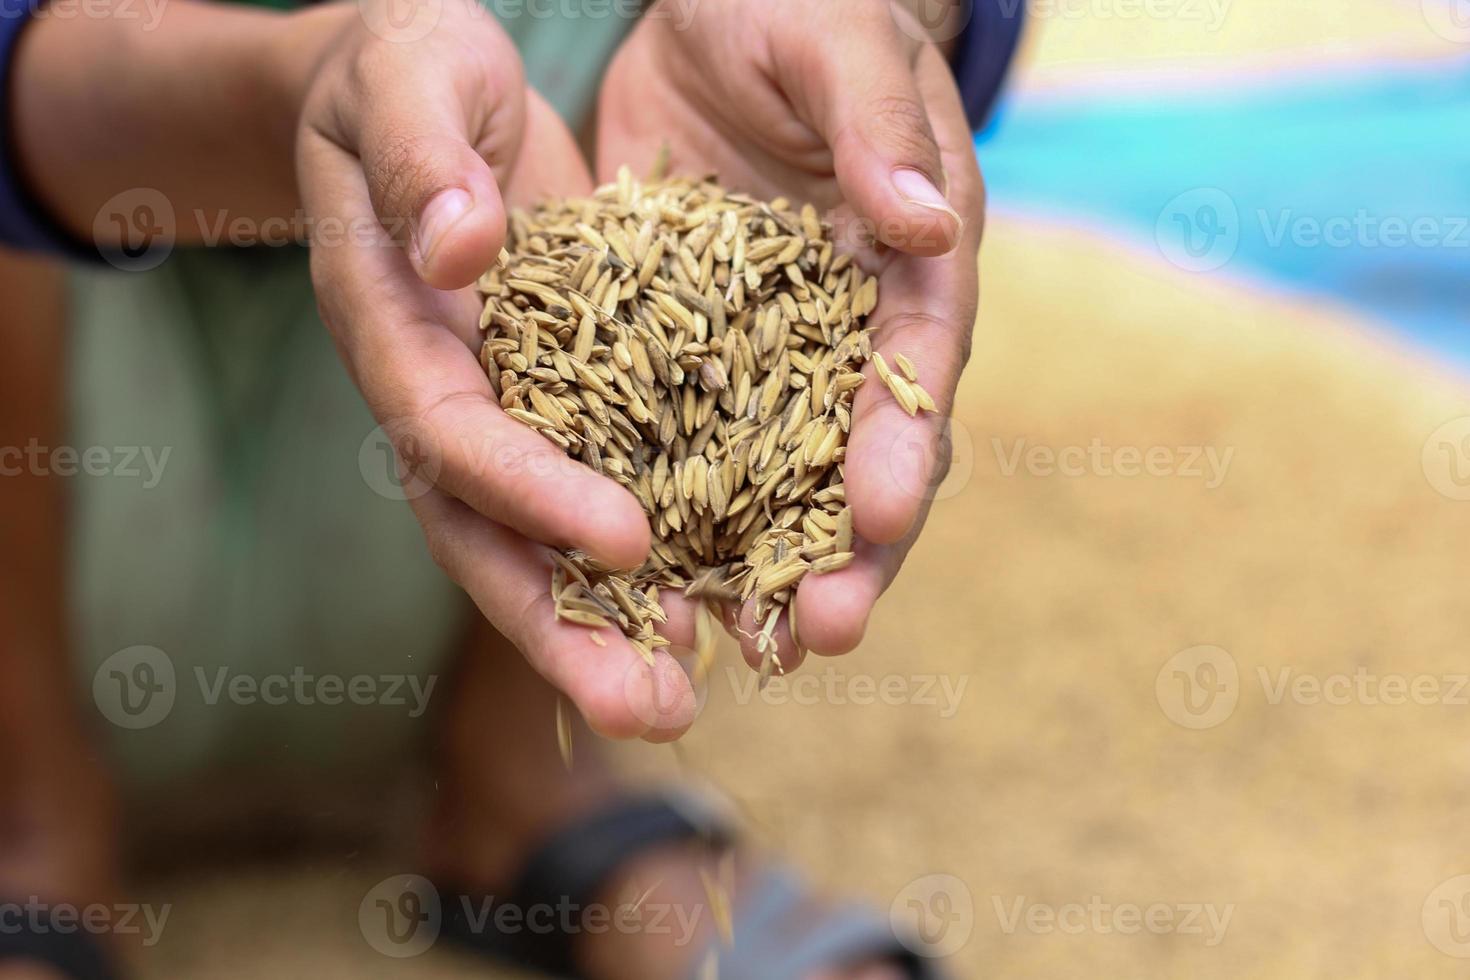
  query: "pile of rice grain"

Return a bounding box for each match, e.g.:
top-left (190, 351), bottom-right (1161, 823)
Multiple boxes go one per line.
top-left (477, 169), bottom-right (933, 679)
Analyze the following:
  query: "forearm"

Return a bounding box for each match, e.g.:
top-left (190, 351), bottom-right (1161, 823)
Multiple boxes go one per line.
top-left (9, 0), bottom-right (349, 246)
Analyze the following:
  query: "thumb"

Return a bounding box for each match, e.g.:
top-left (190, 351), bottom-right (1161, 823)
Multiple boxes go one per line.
top-left (794, 10), bottom-right (962, 255)
top-left (346, 56), bottom-right (524, 289)
top-left (367, 129), bottom-right (508, 290)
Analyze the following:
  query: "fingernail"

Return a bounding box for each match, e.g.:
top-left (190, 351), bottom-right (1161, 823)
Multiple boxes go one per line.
top-left (415, 188), bottom-right (472, 265)
top-left (892, 167), bottom-right (962, 226)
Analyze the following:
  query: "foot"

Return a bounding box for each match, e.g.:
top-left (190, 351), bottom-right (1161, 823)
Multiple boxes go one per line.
top-left (0, 719), bottom-right (122, 979)
top-left (423, 620), bottom-right (910, 980)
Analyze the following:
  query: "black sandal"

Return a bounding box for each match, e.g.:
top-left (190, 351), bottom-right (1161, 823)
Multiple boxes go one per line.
top-left (436, 793), bottom-right (948, 980)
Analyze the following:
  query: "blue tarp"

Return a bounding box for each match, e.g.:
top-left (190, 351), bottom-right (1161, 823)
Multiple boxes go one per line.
top-left (979, 59), bottom-right (1470, 363)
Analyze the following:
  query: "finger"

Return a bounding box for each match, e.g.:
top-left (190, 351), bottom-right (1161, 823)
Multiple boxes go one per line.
top-left (792, 532), bottom-right (911, 657)
top-left (776, 4), bottom-right (961, 254)
top-left (297, 128), bottom-right (652, 569)
top-left (646, 593), bottom-right (720, 743)
top-left (732, 602), bottom-right (807, 675)
top-left (412, 488), bottom-right (697, 741)
top-left (725, 524), bottom-right (914, 663)
top-left (328, 20), bottom-right (526, 289)
top-left (653, 591), bottom-right (700, 650)
top-left (843, 48), bottom-right (984, 547)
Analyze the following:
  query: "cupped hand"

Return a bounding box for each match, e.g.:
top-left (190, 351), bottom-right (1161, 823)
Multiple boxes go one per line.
top-left (598, 0), bottom-right (985, 669)
top-left (291, 0), bottom-right (699, 740)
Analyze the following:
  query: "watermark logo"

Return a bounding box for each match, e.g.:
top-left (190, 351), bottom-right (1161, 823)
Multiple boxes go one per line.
top-left (623, 651), bottom-right (709, 730)
top-left (1161, 651), bottom-right (1470, 720)
top-left (888, 415), bottom-right (975, 502)
top-left (1158, 191), bottom-right (1469, 273)
top-left (993, 895), bottom-right (1233, 945)
top-left (93, 648), bottom-right (437, 729)
top-left (1156, 645), bottom-right (1239, 730)
top-left (360, 874), bottom-right (711, 958)
top-left (1424, 875), bottom-right (1470, 957)
top-left (93, 646), bottom-right (176, 730)
top-left (454, 893), bottom-right (707, 944)
top-left (360, 875), bottom-right (442, 958)
top-left (996, 0), bottom-right (1231, 30)
top-left (892, 0), bottom-right (973, 42)
top-left (1423, 417), bottom-right (1470, 501)
top-left (1156, 188), bottom-right (1240, 272)
top-left (891, 874), bottom-right (974, 958)
top-left (93, 188), bottom-right (174, 272)
top-left (360, 418), bottom-right (442, 502)
top-left (360, 416), bottom-right (604, 502)
top-left (358, 0), bottom-right (443, 42)
top-left (1423, 0), bottom-right (1470, 43)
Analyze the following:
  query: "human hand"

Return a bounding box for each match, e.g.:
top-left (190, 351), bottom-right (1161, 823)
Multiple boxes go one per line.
top-left (293, 0), bottom-right (699, 741)
top-left (598, 0), bottom-right (985, 668)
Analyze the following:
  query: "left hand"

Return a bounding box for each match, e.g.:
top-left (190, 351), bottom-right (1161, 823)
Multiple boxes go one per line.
top-left (598, 0), bottom-right (985, 668)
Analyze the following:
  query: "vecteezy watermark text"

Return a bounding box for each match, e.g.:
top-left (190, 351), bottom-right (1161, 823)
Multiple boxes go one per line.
top-left (1157, 188), bottom-right (1470, 272)
top-left (998, 0), bottom-right (1231, 30)
top-left (0, 899), bottom-right (171, 947)
top-left (356, 0), bottom-right (700, 46)
top-left (95, 194), bottom-right (960, 273)
top-left (195, 666), bottom-right (437, 717)
top-left (0, 0), bottom-right (168, 30)
top-left (992, 437), bottom-right (1234, 489)
top-left (1157, 645), bottom-right (1470, 730)
top-left (358, 874), bottom-right (706, 959)
top-left (0, 440), bottom-right (170, 488)
top-left (992, 895), bottom-right (1234, 946)
top-left (93, 646), bottom-right (437, 730)
top-left (1258, 667), bottom-right (1470, 707)
top-left (725, 666), bottom-right (968, 719)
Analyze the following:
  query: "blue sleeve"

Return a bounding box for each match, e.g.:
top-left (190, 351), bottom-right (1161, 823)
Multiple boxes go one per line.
top-left (0, 5), bottom-right (92, 257)
top-left (950, 0), bottom-right (1024, 131)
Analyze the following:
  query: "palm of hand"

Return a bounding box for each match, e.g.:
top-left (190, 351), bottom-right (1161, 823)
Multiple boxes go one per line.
top-left (596, 11), bottom-right (984, 667)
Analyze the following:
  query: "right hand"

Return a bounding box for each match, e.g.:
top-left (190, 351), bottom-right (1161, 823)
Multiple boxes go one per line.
top-left (290, 0), bottom-right (699, 741)
top-left (598, 0), bottom-right (984, 671)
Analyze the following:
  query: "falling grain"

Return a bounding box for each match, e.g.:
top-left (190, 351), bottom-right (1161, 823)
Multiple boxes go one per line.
top-left (555, 697), bottom-right (573, 769)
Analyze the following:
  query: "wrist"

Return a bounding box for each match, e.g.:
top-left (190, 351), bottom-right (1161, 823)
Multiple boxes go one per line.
top-left (10, 0), bottom-right (356, 246)
top-left (262, 3), bottom-right (357, 202)
top-left (266, 4), bottom-right (356, 122)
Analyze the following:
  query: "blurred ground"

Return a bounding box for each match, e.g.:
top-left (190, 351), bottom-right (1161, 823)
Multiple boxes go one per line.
top-left (131, 211), bottom-right (1470, 978)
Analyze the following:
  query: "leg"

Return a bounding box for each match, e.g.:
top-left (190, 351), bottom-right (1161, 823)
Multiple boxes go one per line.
top-left (424, 619), bottom-right (907, 980)
top-left (0, 251), bottom-right (119, 977)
